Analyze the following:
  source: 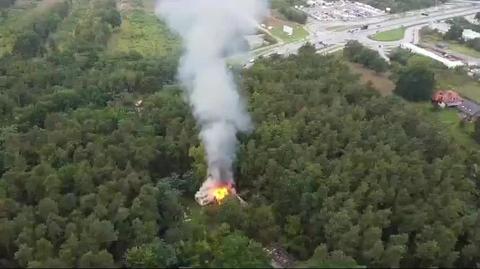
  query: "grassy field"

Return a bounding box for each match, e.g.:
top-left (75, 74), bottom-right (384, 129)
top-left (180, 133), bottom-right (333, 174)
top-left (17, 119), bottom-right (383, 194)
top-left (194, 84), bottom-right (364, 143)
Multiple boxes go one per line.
top-left (421, 31), bottom-right (480, 58)
top-left (270, 25), bottom-right (308, 42)
top-left (107, 9), bottom-right (180, 57)
top-left (265, 15), bottom-right (309, 43)
top-left (435, 68), bottom-right (480, 102)
top-left (369, 27), bottom-right (405, 42)
top-left (346, 62), bottom-right (395, 96)
top-left (415, 103), bottom-right (477, 148)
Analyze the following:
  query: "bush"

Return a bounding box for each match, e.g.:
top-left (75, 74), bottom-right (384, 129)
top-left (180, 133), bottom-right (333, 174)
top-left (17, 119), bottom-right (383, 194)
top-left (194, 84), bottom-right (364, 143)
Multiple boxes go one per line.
top-left (279, 7), bottom-right (308, 24)
top-left (394, 57), bottom-right (435, 101)
top-left (343, 40), bottom-right (388, 73)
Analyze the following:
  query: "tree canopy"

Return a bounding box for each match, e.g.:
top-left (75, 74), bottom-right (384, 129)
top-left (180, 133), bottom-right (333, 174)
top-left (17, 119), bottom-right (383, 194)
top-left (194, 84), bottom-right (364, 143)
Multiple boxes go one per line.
top-left (1, 1), bottom-right (480, 268)
top-left (344, 40), bottom-right (389, 73)
top-left (393, 56), bottom-right (435, 101)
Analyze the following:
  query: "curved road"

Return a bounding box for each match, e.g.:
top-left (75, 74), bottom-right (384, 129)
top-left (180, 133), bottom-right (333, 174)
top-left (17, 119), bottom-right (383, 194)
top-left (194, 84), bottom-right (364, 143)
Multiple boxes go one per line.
top-left (247, 1), bottom-right (480, 63)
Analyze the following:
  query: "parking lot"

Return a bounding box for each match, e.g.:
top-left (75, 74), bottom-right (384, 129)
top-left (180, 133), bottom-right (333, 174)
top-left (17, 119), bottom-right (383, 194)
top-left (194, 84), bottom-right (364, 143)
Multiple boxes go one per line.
top-left (300, 0), bottom-right (385, 22)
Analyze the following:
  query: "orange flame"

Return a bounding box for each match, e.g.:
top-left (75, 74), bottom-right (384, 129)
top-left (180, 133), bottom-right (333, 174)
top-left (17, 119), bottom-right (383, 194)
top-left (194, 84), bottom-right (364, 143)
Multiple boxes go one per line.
top-left (212, 187), bottom-right (229, 203)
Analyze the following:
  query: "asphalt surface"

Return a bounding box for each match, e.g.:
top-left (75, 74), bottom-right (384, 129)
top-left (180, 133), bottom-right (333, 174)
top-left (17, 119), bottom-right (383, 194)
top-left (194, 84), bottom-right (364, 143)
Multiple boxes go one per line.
top-left (247, 1), bottom-right (480, 62)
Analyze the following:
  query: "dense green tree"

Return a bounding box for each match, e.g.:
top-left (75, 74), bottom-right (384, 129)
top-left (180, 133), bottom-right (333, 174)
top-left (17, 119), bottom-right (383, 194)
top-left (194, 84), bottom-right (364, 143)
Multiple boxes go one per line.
top-left (302, 245), bottom-right (363, 268)
top-left (444, 23), bottom-right (464, 41)
top-left (13, 31), bottom-right (43, 57)
top-left (344, 40), bottom-right (388, 73)
top-left (126, 240), bottom-right (177, 268)
top-left (240, 47), bottom-right (477, 267)
top-left (210, 232), bottom-right (270, 268)
top-left (279, 7), bottom-right (307, 24)
top-left (474, 118), bottom-right (480, 143)
top-left (394, 56), bottom-right (435, 101)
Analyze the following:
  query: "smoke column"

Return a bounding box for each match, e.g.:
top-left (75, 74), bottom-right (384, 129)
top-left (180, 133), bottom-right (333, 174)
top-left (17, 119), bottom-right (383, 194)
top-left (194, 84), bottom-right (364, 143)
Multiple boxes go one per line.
top-left (157, 0), bottom-right (268, 181)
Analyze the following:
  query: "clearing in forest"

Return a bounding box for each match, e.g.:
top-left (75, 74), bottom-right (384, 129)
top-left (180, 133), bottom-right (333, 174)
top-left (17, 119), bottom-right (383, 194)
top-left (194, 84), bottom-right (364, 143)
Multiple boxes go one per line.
top-left (107, 9), bottom-right (179, 57)
top-left (346, 62), bottom-right (395, 96)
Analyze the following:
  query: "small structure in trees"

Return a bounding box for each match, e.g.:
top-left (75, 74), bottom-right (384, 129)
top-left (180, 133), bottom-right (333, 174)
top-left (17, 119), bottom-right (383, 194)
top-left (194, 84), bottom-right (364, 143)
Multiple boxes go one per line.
top-left (264, 244), bottom-right (295, 268)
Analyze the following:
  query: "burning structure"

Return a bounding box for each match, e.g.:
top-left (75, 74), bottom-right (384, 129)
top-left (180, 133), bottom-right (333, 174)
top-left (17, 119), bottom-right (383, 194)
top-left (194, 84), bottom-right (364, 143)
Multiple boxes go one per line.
top-left (195, 164), bottom-right (246, 206)
top-left (157, 0), bottom-right (267, 206)
top-left (194, 176), bottom-right (236, 206)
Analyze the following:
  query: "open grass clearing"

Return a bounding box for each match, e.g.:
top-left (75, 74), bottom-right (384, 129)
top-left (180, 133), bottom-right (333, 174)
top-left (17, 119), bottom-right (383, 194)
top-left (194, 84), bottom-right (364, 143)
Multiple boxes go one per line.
top-left (107, 9), bottom-right (180, 57)
top-left (414, 103), bottom-right (477, 149)
top-left (369, 27), bottom-right (405, 42)
top-left (345, 62), bottom-right (395, 96)
top-left (435, 68), bottom-right (480, 103)
top-left (265, 15), bottom-right (309, 43)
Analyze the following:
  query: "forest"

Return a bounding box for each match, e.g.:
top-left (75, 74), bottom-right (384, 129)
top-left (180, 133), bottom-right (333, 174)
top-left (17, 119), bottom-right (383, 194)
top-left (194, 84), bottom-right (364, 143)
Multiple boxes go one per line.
top-left (1, 0), bottom-right (480, 268)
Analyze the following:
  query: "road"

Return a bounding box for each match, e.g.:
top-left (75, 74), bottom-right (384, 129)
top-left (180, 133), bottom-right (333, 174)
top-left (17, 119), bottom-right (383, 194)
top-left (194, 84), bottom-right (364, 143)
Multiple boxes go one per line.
top-left (246, 1), bottom-right (480, 63)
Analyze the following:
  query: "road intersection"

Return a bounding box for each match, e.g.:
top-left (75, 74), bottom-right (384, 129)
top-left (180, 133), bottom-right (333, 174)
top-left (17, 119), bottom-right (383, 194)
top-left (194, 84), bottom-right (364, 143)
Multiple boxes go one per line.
top-left (247, 1), bottom-right (480, 64)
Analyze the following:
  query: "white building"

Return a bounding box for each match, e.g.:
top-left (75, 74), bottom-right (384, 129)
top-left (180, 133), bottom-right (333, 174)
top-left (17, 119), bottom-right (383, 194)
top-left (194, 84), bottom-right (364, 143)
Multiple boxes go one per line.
top-left (428, 22), bottom-right (451, 34)
top-left (283, 25), bottom-right (293, 36)
top-left (400, 43), bottom-right (464, 69)
top-left (463, 29), bottom-right (480, 41)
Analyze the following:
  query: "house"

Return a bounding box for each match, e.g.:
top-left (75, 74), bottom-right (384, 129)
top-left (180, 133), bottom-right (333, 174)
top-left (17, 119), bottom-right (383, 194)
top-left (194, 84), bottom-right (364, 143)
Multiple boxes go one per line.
top-left (432, 90), bottom-right (463, 107)
top-left (283, 25), bottom-right (293, 36)
top-left (463, 29), bottom-right (480, 41)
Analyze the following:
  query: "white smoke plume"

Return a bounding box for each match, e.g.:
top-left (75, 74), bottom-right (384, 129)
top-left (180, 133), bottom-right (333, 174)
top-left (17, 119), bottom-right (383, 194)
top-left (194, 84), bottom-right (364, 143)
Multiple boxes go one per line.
top-left (157, 0), bottom-right (268, 181)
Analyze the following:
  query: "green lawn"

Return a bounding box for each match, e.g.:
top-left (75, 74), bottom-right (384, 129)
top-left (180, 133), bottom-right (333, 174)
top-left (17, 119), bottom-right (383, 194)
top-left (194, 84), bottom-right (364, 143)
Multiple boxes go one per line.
top-left (270, 24), bottom-right (309, 43)
top-left (435, 68), bottom-right (480, 102)
top-left (369, 27), bottom-right (406, 42)
top-left (414, 103), bottom-right (477, 148)
top-left (107, 10), bottom-right (180, 57)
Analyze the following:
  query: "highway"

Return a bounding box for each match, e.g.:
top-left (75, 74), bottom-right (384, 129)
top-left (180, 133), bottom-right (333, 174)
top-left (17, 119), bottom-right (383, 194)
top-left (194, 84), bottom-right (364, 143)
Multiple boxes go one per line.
top-left (247, 1), bottom-right (480, 63)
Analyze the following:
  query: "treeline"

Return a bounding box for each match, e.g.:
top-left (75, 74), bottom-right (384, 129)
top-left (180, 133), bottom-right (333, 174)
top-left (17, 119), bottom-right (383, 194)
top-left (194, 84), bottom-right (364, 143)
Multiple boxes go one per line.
top-left (279, 7), bottom-right (308, 24)
top-left (272, 0), bottom-right (308, 24)
top-left (343, 40), bottom-right (388, 73)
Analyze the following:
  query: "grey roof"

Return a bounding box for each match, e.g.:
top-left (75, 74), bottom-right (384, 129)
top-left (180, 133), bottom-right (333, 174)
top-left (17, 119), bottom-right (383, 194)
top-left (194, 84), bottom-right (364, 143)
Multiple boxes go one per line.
top-left (457, 99), bottom-right (480, 116)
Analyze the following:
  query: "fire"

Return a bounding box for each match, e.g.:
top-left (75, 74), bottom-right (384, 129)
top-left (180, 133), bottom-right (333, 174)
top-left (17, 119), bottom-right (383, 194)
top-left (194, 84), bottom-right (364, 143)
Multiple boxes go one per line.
top-left (212, 187), bottom-right (229, 203)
